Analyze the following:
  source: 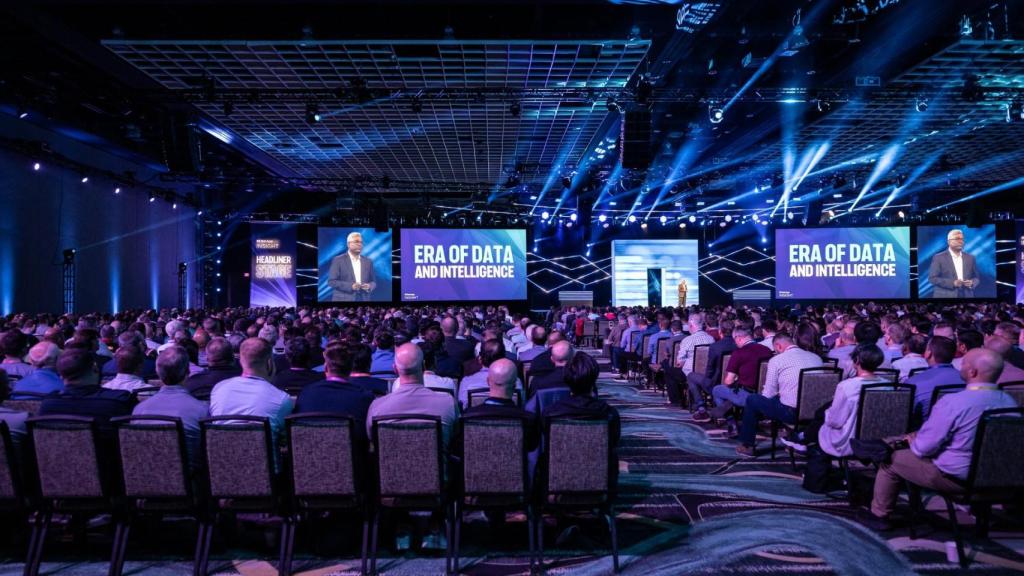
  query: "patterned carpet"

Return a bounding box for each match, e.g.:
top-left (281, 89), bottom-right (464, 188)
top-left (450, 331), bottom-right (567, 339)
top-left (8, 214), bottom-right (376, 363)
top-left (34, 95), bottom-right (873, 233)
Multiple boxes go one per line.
top-left (3, 354), bottom-right (1024, 575)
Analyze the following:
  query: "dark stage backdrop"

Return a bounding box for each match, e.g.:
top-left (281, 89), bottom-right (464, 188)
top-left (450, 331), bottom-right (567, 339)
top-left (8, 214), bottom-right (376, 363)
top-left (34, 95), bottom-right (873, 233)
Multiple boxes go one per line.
top-left (0, 117), bottom-right (197, 314)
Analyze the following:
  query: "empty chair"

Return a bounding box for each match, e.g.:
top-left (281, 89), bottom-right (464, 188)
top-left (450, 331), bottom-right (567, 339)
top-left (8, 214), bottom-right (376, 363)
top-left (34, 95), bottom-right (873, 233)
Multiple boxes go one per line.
top-left (110, 415), bottom-right (205, 576)
top-left (24, 416), bottom-right (119, 576)
top-left (285, 414), bottom-right (368, 575)
top-left (772, 368), bottom-right (843, 463)
top-left (199, 416), bottom-right (291, 576)
top-left (452, 414), bottom-right (536, 573)
top-left (370, 415), bottom-right (450, 575)
top-left (907, 408), bottom-right (1024, 566)
top-left (537, 416), bottom-right (619, 573)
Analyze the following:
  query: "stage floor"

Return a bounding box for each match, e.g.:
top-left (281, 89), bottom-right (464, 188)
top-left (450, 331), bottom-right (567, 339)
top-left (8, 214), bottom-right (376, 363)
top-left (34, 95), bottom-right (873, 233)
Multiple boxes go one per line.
top-left (2, 349), bottom-right (1023, 575)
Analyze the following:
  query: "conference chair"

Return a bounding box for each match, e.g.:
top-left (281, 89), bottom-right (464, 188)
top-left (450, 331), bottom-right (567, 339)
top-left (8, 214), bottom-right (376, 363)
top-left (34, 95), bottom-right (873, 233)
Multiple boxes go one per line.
top-left (907, 367), bottom-right (928, 380)
top-left (906, 408), bottom-right (1024, 567)
top-left (873, 368), bottom-right (899, 383)
top-left (771, 367), bottom-right (843, 466)
top-left (582, 320), bottom-right (597, 348)
top-left (199, 416), bottom-right (291, 576)
top-left (537, 416), bottom-right (619, 573)
top-left (821, 357), bottom-right (839, 369)
top-left (285, 414), bottom-right (369, 575)
top-left (930, 384), bottom-right (967, 412)
top-left (525, 387), bottom-right (572, 416)
top-left (110, 415), bottom-right (206, 576)
top-left (370, 415), bottom-right (451, 575)
top-left (688, 344), bottom-right (711, 409)
top-left (839, 383), bottom-right (915, 502)
top-left (3, 390), bottom-right (48, 415)
top-left (718, 353), bottom-right (733, 386)
top-left (0, 422), bottom-right (29, 557)
top-left (130, 386), bottom-right (161, 402)
top-left (452, 414), bottom-right (537, 574)
top-left (756, 357), bottom-right (772, 395)
top-left (998, 381), bottom-right (1024, 406)
top-left (24, 415), bottom-right (120, 576)
top-left (467, 388), bottom-right (522, 408)
top-left (625, 332), bottom-right (644, 384)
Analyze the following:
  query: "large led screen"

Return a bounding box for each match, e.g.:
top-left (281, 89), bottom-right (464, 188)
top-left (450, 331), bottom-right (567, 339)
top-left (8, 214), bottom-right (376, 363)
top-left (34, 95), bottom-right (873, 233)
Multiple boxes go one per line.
top-left (611, 240), bottom-right (700, 307)
top-left (400, 228), bottom-right (527, 302)
top-left (775, 226), bottom-right (910, 300)
top-left (917, 224), bottom-right (997, 299)
top-left (317, 227), bottom-right (393, 302)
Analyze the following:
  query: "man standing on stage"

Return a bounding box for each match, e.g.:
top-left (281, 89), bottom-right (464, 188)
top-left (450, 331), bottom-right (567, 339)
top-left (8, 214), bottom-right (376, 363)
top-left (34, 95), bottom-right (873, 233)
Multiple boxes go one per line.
top-left (678, 278), bottom-right (688, 307)
top-left (327, 232), bottom-right (377, 301)
top-left (927, 229), bottom-right (979, 298)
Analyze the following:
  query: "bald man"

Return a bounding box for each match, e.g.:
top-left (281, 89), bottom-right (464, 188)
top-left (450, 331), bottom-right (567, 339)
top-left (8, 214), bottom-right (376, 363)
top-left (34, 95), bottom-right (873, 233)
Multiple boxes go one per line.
top-left (366, 343), bottom-right (457, 452)
top-left (926, 228), bottom-right (979, 298)
top-left (985, 336), bottom-right (1024, 384)
top-left (866, 348), bottom-right (1017, 529)
top-left (528, 341), bottom-right (574, 395)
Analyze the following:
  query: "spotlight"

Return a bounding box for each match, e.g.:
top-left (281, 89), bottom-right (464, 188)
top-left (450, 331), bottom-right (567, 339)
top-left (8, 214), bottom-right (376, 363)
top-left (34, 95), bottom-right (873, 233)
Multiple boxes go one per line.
top-left (566, 221), bottom-right (573, 228)
top-left (719, 221), bottom-right (727, 228)
top-left (305, 102), bottom-right (321, 124)
top-left (787, 211), bottom-right (794, 220)
top-left (688, 215), bottom-right (697, 223)
top-left (915, 98), bottom-right (928, 113)
top-left (724, 215), bottom-right (732, 222)
top-left (114, 187), bottom-right (121, 194)
top-left (640, 222), bottom-right (648, 229)
top-left (709, 105), bottom-right (724, 124)
top-left (18, 110), bottom-right (28, 119)
top-left (541, 211), bottom-right (550, 220)
top-left (509, 101), bottom-right (521, 117)
top-left (628, 214), bottom-right (637, 223)
top-left (148, 193), bottom-right (156, 203)
top-left (679, 222), bottom-right (686, 229)
top-left (80, 176), bottom-right (89, 183)
top-left (598, 214), bottom-right (607, 223)
top-left (197, 210), bottom-right (204, 216)
top-left (569, 213), bottom-right (578, 222)
top-left (172, 202), bottom-right (178, 210)
top-left (33, 162), bottom-right (40, 171)
top-left (897, 210), bottom-right (906, 218)
top-left (659, 215), bottom-right (667, 224)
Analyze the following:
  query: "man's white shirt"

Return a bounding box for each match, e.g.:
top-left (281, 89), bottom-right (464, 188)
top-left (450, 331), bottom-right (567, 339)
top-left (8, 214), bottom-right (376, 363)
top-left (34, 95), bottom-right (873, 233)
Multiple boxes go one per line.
top-left (349, 253), bottom-right (362, 284)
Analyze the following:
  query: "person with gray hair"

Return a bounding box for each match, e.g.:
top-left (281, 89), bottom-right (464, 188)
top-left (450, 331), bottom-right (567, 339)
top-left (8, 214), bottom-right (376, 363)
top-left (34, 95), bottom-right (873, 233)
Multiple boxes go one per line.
top-left (327, 231), bottom-right (377, 301)
top-left (157, 319), bottom-right (188, 352)
top-left (926, 228), bottom-right (980, 298)
top-left (10, 341), bottom-right (63, 398)
top-left (133, 346), bottom-right (210, 468)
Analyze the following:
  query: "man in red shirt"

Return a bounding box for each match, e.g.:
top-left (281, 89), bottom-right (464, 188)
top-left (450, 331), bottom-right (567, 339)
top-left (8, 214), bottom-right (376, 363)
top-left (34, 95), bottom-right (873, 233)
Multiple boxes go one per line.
top-left (708, 323), bottom-right (774, 422)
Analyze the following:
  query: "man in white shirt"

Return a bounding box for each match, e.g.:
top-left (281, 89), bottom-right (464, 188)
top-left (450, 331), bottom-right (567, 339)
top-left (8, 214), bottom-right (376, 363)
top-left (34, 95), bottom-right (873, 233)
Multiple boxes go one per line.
top-left (103, 346), bottom-right (150, 392)
top-left (814, 344), bottom-right (887, 458)
top-left (737, 333), bottom-right (823, 456)
top-left (927, 229), bottom-right (980, 298)
top-left (326, 232), bottom-right (377, 301)
top-left (210, 338), bottom-right (294, 440)
top-left (664, 313), bottom-right (714, 407)
top-left (893, 333), bottom-right (929, 382)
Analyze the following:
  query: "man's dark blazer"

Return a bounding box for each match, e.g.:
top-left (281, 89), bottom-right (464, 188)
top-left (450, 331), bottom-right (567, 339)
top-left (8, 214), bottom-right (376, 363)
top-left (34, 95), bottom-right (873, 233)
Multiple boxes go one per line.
top-left (528, 367), bottom-right (567, 395)
top-left (527, 349), bottom-right (555, 377)
top-left (327, 252), bottom-right (377, 301)
top-left (927, 249), bottom-right (979, 298)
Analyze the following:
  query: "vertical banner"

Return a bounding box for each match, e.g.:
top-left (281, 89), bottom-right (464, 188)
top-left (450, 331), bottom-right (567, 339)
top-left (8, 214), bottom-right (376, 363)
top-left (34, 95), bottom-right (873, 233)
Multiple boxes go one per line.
top-left (250, 222), bottom-right (297, 307)
top-left (1017, 220), bottom-right (1024, 304)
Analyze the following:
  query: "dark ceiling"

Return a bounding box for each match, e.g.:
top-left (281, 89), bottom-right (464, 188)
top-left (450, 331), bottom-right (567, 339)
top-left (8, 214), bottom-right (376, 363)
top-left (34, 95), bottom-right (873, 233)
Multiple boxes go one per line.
top-left (2, 0), bottom-right (1023, 224)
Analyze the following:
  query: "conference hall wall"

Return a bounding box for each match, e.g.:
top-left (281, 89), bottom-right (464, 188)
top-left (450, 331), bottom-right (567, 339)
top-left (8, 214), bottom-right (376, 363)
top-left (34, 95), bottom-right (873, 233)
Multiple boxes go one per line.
top-left (0, 115), bottom-right (197, 314)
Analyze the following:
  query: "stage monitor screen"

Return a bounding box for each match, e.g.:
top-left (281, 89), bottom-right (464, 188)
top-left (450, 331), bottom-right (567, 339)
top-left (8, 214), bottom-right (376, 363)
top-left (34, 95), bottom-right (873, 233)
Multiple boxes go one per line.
top-left (400, 228), bottom-right (527, 302)
top-left (775, 226), bottom-right (910, 300)
top-left (611, 240), bottom-right (699, 307)
top-left (917, 224), bottom-right (997, 299)
top-left (317, 227), bottom-right (393, 302)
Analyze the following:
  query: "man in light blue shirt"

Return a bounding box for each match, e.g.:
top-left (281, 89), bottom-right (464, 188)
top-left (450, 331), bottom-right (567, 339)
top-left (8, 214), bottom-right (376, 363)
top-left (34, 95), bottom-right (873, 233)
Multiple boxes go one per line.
top-left (370, 331), bottom-right (396, 374)
top-left (646, 317), bottom-right (673, 359)
top-left (11, 342), bottom-right (62, 398)
top-left (906, 335), bottom-right (963, 425)
top-left (210, 338), bottom-right (294, 441)
top-left (133, 346), bottom-right (209, 468)
top-left (868, 348), bottom-right (1017, 526)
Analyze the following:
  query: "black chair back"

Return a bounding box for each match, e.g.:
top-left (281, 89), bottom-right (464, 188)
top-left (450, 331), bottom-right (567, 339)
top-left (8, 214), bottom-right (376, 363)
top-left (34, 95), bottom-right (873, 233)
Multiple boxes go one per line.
top-left (930, 383), bottom-right (967, 410)
top-left (27, 415), bottom-right (108, 500)
top-left (114, 415), bottom-right (192, 499)
top-left (468, 388), bottom-right (522, 408)
top-left (719, 353), bottom-right (733, 385)
top-left (873, 368), bottom-right (899, 383)
top-left (640, 334), bottom-right (653, 361)
top-left (461, 415), bottom-right (529, 499)
top-left (0, 422), bottom-right (23, 503)
top-left (372, 415), bottom-right (444, 500)
top-left (655, 337), bottom-right (674, 366)
top-left (998, 381), bottom-right (1024, 406)
top-left (756, 357), bottom-right (771, 394)
top-left (692, 344), bottom-right (710, 376)
top-left (543, 417), bottom-right (611, 500)
top-left (966, 407), bottom-right (1024, 493)
top-left (855, 383), bottom-right (916, 441)
top-left (821, 357), bottom-right (839, 369)
top-left (4, 390), bottom-right (49, 416)
top-left (286, 414), bottom-right (360, 501)
top-left (795, 368), bottom-right (843, 422)
top-left (200, 416), bottom-right (276, 500)
top-left (907, 366), bottom-right (928, 380)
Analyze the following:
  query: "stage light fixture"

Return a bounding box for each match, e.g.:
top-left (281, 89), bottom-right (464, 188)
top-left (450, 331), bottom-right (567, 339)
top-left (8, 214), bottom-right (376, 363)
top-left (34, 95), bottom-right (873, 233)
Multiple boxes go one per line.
top-left (18, 110), bottom-right (28, 119)
top-left (659, 215), bottom-right (667, 224)
top-left (541, 211), bottom-right (550, 220)
top-left (688, 215), bottom-right (697, 223)
top-left (640, 222), bottom-right (648, 229)
top-left (628, 215), bottom-right (637, 223)
top-left (33, 162), bottom-right (40, 171)
top-left (897, 210), bottom-right (906, 218)
top-left (148, 193), bottom-right (156, 203)
top-left (679, 222), bottom-right (686, 229)
top-left (915, 98), bottom-right (928, 112)
top-left (724, 215), bottom-right (732, 222)
top-left (172, 202), bottom-right (178, 209)
top-left (787, 211), bottom-right (794, 220)
top-left (566, 221), bottom-right (573, 228)
top-left (80, 176), bottom-right (89, 183)
top-left (598, 214), bottom-right (607, 223)
top-left (305, 102), bottom-right (321, 124)
top-left (569, 213), bottom-right (578, 222)
top-left (709, 105), bottom-right (724, 124)
top-left (603, 222), bottom-right (610, 229)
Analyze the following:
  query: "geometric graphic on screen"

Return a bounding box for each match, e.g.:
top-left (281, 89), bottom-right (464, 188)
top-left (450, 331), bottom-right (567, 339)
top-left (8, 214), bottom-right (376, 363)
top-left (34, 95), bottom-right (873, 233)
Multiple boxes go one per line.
top-left (611, 239), bottom-right (700, 306)
top-left (916, 224), bottom-right (997, 299)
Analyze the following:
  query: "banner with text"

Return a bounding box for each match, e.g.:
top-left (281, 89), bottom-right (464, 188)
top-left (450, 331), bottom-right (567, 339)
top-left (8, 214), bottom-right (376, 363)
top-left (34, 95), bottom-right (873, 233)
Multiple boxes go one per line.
top-left (1017, 220), bottom-right (1024, 304)
top-left (775, 226), bottom-right (910, 300)
top-left (401, 228), bottom-right (527, 301)
top-left (250, 222), bottom-right (297, 307)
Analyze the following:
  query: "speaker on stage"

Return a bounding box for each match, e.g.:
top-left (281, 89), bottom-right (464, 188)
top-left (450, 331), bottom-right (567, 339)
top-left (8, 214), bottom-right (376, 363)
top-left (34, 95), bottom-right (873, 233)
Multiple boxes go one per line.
top-left (621, 110), bottom-right (651, 169)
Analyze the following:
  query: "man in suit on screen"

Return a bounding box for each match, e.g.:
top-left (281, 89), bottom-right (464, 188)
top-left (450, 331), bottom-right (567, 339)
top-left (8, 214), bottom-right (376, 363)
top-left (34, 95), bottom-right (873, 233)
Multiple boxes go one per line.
top-left (927, 228), bottom-right (979, 298)
top-left (327, 232), bottom-right (377, 301)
